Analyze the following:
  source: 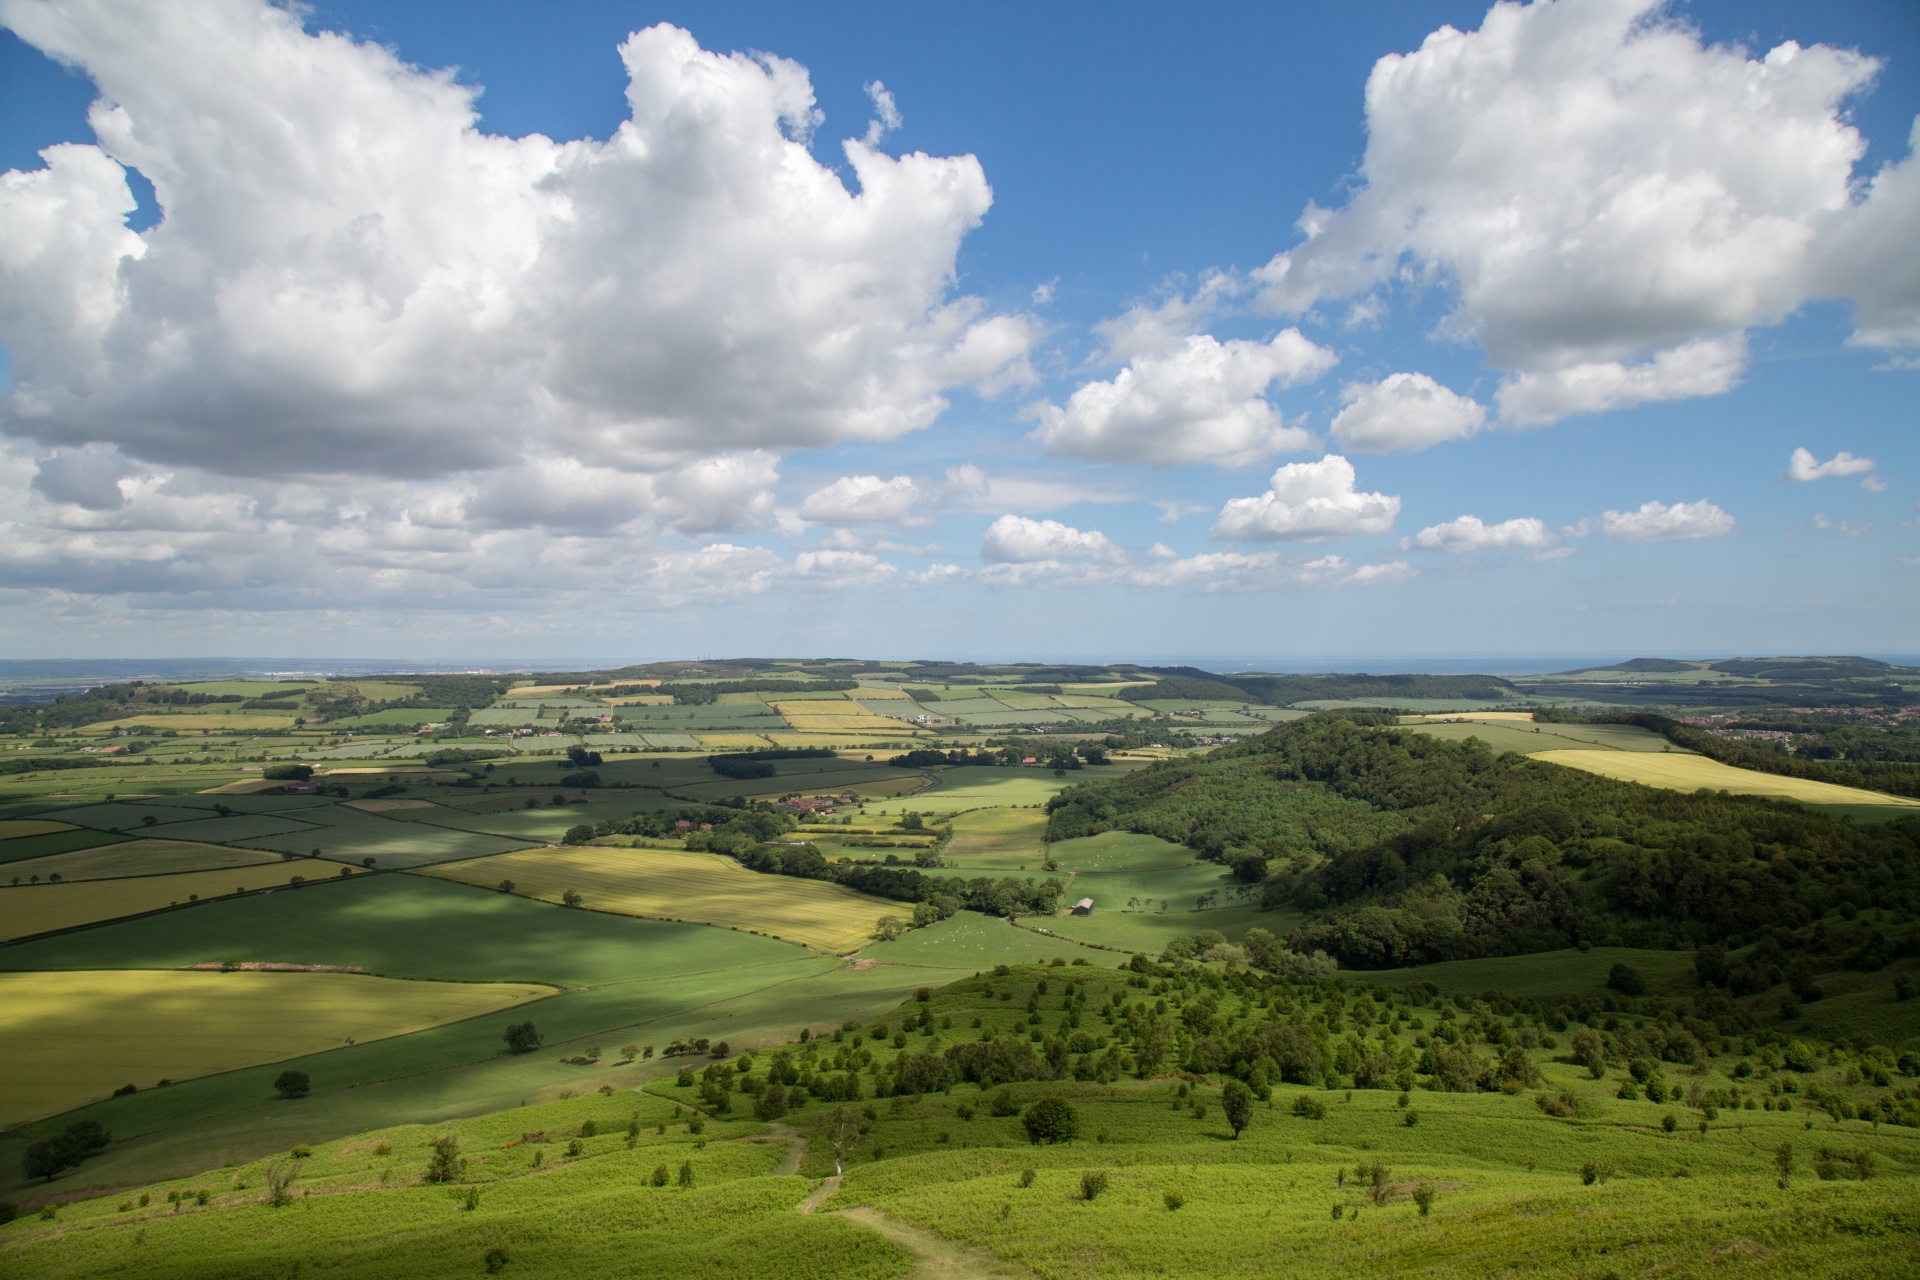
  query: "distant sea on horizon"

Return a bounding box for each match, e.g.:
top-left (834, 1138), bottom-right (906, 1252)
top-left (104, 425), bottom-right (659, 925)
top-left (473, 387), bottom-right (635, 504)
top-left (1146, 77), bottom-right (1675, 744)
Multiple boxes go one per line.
top-left (4, 652), bottom-right (1918, 698)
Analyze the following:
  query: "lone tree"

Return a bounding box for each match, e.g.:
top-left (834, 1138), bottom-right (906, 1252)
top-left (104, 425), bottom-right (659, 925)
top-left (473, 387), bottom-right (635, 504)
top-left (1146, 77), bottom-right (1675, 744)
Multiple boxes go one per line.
top-left (822, 1105), bottom-right (865, 1175)
top-left (424, 1135), bottom-right (465, 1183)
top-left (1022, 1097), bottom-right (1079, 1146)
top-left (262, 1160), bottom-right (300, 1207)
top-left (274, 1070), bottom-right (311, 1100)
top-left (1222, 1079), bottom-right (1253, 1139)
top-left (503, 1021), bottom-right (542, 1054)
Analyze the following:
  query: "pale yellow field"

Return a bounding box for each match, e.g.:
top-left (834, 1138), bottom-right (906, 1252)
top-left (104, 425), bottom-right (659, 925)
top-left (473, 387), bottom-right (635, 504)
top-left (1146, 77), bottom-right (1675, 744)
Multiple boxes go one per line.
top-left (97, 712), bottom-right (299, 731)
top-left (0, 819), bottom-right (77, 839)
top-left (1405, 711), bottom-right (1541, 723)
top-left (1531, 749), bottom-right (1920, 807)
top-left (419, 845), bottom-right (898, 952)
top-left (5, 839), bottom-right (284, 883)
top-left (852, 686), bottom-right (912, 699)
top-left (697, 733), bottom-right (775, 750)
top-left (0, 969), bottom-right (552, 1126)
top-left (0, 866), bottom-right (351, 943)
top-left (344, 797), bottom-right (440, 812)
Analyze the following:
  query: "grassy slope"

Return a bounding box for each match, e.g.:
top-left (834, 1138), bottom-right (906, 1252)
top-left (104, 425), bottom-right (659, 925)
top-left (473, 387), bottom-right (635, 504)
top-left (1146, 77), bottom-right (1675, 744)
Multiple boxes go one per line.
top-left (11, 961), bottom-right (1918, 1280)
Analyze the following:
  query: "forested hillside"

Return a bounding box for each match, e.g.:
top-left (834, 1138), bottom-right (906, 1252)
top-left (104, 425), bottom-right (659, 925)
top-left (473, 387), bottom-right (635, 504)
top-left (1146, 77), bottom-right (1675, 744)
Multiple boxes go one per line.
top-left (1045, 715), bottom-right (1920, 969)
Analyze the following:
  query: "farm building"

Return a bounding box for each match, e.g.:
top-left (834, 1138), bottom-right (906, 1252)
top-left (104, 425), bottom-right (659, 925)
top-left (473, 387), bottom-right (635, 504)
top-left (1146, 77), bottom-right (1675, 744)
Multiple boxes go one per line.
top-left (1071, 898), bottom-right (1094, 915)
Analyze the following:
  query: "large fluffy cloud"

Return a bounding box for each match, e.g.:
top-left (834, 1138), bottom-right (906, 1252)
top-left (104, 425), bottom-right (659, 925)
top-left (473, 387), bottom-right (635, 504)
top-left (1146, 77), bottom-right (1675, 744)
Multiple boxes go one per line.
top-left (0, 1), bottom-right (1030, 479)
top-left (1028, 325), bottom-right (1335, 468)
top-left (799, 475), bottom-right (926, 526)
top-left (1330, 373), bottom-right (1486, 453)
top-left (1210, 455), bottom-right (1400, 542)
top-left (1254, 0), bottom-right (1917, 423)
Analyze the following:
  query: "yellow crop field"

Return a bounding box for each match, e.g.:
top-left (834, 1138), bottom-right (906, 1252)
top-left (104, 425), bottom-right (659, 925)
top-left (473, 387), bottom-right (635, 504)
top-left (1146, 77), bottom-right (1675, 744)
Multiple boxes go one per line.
top-left (1531, 750), bottom-right (1920, 807)
top-left (853, 686), bottom-right (912, 699)
top-left (97, 712), bottom-right (299, 731)
top-left (0, 866), bottom-right (350, 943)
top-left (0, 969), bottom-right (551, 1126)
top-left (698, 733), bottom-right (775, 750)
top-left (5, 839), bottom-right (283, 883)
top-left (0, 819), bottom-right (78, 839)
top-left (1405, 711), bottom-right (1540, 723)
top-left (420, 845), bottom-right (897, 952)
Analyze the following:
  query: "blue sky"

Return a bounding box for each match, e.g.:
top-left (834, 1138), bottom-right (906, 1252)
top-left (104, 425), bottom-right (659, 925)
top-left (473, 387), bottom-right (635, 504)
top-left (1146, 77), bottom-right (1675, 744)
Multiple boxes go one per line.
top-left (0, 0), bottom-right (1915, 664)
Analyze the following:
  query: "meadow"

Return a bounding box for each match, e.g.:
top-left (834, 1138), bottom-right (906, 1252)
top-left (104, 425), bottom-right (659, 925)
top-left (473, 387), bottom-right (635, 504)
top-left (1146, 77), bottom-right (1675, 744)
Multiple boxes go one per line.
top-left (1405, 718), bottom-right (1681, 754)
top-left (4, 838), bottom-right (283, 882)
top-left (419, 846), bottom-right (899, 953)
top-left (10, 954), bottom-right (1917, 1279)
top-left (1, 969), bottom-right (552, 1127)
top-left (0, 865), bottom-right (355, 943)
top-left (1532, 748), bottom-right (1920, 808)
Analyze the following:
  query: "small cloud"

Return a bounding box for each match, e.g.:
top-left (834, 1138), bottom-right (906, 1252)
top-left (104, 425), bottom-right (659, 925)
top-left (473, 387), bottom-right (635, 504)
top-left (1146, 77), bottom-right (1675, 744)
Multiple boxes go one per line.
top-left (1031, 279), bottom-right (1057, 306)
top-left (1597, 499), bottom-right (1735, 542)
top-left (862, 80), bottom-right (902, 146)
top-left (980, 514), bottom-right (1122, 564)
top-left (1331, 373), bottom-right (1487, 454)
top-left (1811, 513), bottom-right (1871, 537)
top-left (1211, 455), bottom-right (1399, 542)
top-left (1785, 447), bottom-right (1875, 482)
top-left (1151, 499), bottom-right (1209, 523)
top-left (1861, 476), bottom-right (1888, 493)
top-left (1403, 514), bottom-right (1555, 553)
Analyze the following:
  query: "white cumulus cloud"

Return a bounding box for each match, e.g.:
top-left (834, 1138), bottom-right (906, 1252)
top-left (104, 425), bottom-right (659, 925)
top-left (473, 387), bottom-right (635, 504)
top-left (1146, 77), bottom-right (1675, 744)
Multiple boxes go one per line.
top-left (799, 475), bottom-right (926, 526)
top-left (0, 2), bottom-right (1029, 479)
top-left (1785, 447), bottom-right (1875, 482)
top-left (980, 515), bottom-right (1121, 564)
top-left (1595, 499), bottom-right (1735, 542)
top-left (1495, 336), bottom-right (1748, 428)
top-left (1210, 455), bottom-right (1400, 542)
top-left (1404, 514), bottom-right (1556, 553)
top-left (1330, 373), bottom-right (1487, 453)
top-left (1028, 327), bottom-right (1336, 468)
top-left (1253, 0), bottom-right (1917, 417)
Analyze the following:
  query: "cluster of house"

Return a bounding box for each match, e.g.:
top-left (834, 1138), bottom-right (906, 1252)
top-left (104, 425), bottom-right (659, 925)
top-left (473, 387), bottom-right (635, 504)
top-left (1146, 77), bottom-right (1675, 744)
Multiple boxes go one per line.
top-left (777, 792), bottom-right (859, 816)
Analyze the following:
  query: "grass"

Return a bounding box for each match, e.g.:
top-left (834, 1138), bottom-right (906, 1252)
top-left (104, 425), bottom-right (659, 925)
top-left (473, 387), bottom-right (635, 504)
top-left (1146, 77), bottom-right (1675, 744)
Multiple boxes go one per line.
top-left (233, 805), bottom-right (537, 869)
top-left (3, 838), bottom-right (285, 882)
top-left (1346, 946), bottom-right (1703, 999)
top-left (0, 819), bottom-right (77, 839)
top-left (0, 865), bottom-right (360, 943)
top-left (1038, 904), bottom-right (1278, 953)
top-left (1406, 720), bottom-right (1680, 754)
top-left (864, 910), bottom-right (1103, 969)
top-left (0, 969), bottom-right (552, 1127)
top-left (93, 712), bottom-right (301, 731)
top-left (940, 807), bottom-right (1049, 871)
top-left (16, 957), bottom-right (1917, 1279)
top-left (0, 827), bottom-right (126, 863)
top-left (418, 846), bottom-right (900, 953)
top-left (1531, 749), bottom-right (1920, 808)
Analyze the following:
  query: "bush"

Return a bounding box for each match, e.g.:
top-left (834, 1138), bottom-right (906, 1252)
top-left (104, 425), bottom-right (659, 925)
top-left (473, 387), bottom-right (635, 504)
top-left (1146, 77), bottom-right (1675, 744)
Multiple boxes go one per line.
top-left (1022, 1097), bottom-right (1079, 1145)
top-left (485, 1247), bottom-right (510, 1274)
top-left (424, 1135), bottom-right (465, 1184)
top-left (1606, 964), bottom-right (1646, 996)
top-left (1079, 1170), bottom-right (1109, 1200)
top-left (1291, 1093), bottom-right (1327, 1120)
top-left (1164, 1190), bottom-right (1186, 1210)
top-left (1018, 1168), bottom-right (1036, 1188)
top-left (989, 1089), bottom-right (1020, 1117)
top-left (1412, 1183), bottom-right (1436, 1216)
top-left (503, 1021), bottom-right (542, 1054)
top-left (274, 1070), bottom-right (311, 1100)
top-left (1580, 1160), bottom-right (1613, 1186)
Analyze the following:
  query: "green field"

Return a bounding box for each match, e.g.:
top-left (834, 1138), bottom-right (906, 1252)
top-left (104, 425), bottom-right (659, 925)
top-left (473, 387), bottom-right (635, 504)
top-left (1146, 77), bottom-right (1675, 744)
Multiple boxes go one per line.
top-left (0, 968), bottom-right (552, 1126)
top-left (3, 838), bottom-right (283, 882)
top-left (233, 805), bottom-right (538, 868)
top-left (1037, 903), bottom-right (1277, 952)
top-left (0, 827), bottom-right (125, 863)
top-left (938, 806), bottom-right (1050, 871)
top-left (11, 957), bottom-right (1917, 1279)
top-left (1406, 719), bottom-right (1681, 754)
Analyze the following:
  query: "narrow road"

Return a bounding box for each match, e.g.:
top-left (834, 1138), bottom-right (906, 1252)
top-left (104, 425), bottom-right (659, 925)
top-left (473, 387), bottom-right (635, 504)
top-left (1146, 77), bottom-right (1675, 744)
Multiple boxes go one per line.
top-left (796, 1154), bottom-right (1031, 1279)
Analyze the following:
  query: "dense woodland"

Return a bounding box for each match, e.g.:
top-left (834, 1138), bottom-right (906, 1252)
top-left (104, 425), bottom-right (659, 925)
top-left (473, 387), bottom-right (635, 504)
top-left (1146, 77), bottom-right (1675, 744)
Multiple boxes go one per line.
top-left (1045, 715), bottom-right (1920, 971)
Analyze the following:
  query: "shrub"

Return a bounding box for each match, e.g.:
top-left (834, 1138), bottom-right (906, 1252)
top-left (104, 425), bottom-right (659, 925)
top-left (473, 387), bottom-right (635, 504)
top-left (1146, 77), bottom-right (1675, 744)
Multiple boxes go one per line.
top-left (262, 1160), bottom-right (299, 1207)
top-left (989, 1089), bottom-right (1021, 1117)
top-left (1606, 964), bottom-right (1646, 996)
top-left (650, 1164), bottom-right (669, 1187)
top-left (1022, 1097), bottom-right (1079, 1145)
top-left (1412, 1183), bottom-right (1436, 1216)
top-left (1222, 1079), bottom-right (1253, 1138)
top-left (1164, 1190), bottom-right (1186, 1211)
top-left (424, 1135), bottom-right (465, 1184)
top-left (484, 1247), bottom-right (510, 1274)
top-left (1661, 1113), bottom-right (1678, 1133)
top-left (273, 1070), bottom-right (310, 1100)
top-left (503, 1022), bottom-right (542, 1055)
top-left (289, 1145), bottom-right (313, 1159)
top-left (1018, 1168), bottom-right (1036, 1188)
top-left (1079, 1170), bottom-right (1109, 1201)
top-left (1580, 1160), bottom-right (1613, 1186)
top-left (677, 1160), bottom-right (695, 1188)
top-left (1291, 1094), bottom-right (1327, 1120)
